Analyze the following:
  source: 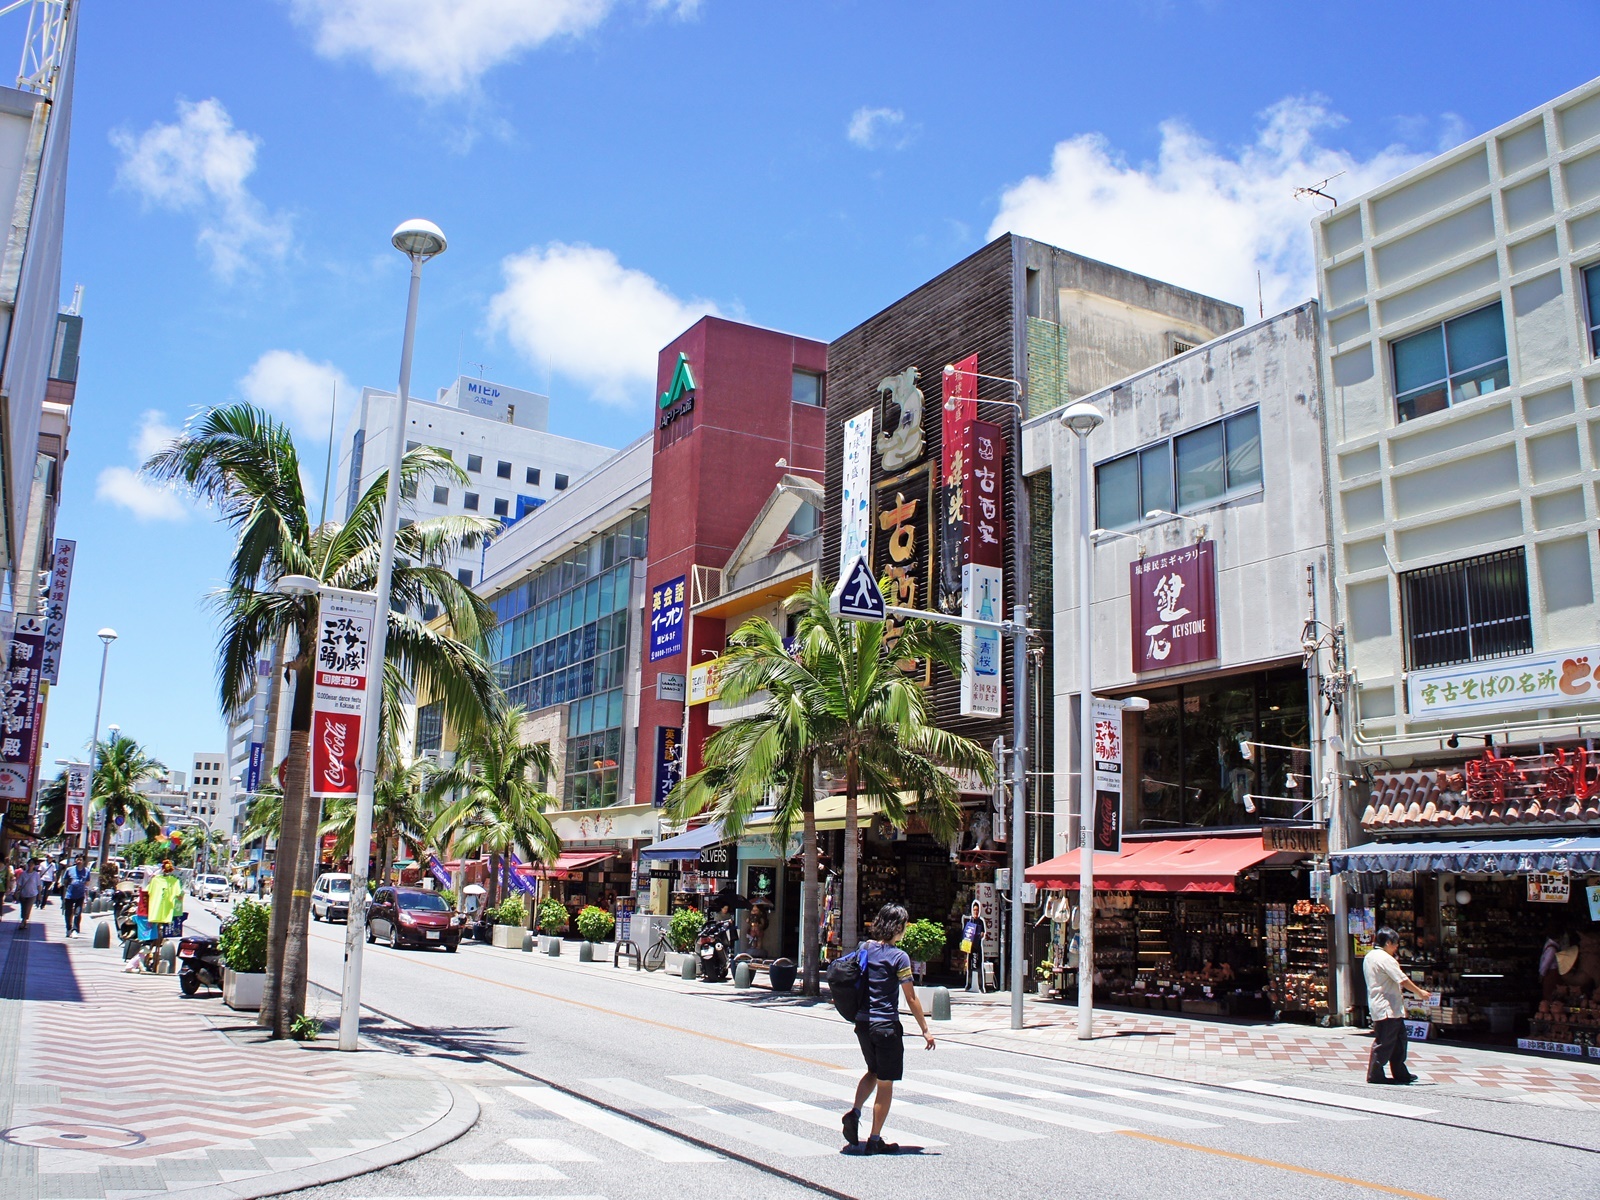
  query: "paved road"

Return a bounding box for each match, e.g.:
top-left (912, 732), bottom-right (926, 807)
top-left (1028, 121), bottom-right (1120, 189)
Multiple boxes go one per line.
top-left (205, 908), bottom-right (1599, 1200)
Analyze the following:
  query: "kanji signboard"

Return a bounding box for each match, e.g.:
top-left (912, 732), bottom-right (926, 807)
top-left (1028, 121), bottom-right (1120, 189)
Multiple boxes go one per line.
top-left (1091, 700), bottom-right (1123, 853)
top-left (959, 419), bottom-right (1005, 717)
top-left (1131, 541), bottom-right (1218, 672)
top-left (40, 539), bottom-right (74, 684)
top-left (839, 409), bottom-right (874, 576)
top-left (310, 587), bottom-right (378, 798)
top-left (654, 725), bottom-right (682, 808)
top-left (0, 614), bottom-right (45, 800)
top-left (649, 575), bottom-right (686, 662)
top-left (1407, 644), bottom-right (1600, 719)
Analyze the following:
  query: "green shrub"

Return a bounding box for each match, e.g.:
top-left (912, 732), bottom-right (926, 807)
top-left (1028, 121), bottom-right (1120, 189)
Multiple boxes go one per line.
top-left (537, 897), bottom-right (569, 934)
top-left (219, 898), bottom-right (269, 973)
top-left (669, 907), bottom-right (705, 952)
top-left (488, 895), bottom-right (526, 927)
top-left (899, 918), bottom-right (946, 964)
top-left (576, 905), bottom-right (615, 942)
top-left (290, 1014), bottom-right (322, 1041)
top-left (436, 887), bottom-right (456, 908)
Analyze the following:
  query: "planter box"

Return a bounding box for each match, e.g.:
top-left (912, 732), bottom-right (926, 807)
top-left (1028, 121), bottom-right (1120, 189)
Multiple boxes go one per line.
top-left (665, 951), bottom-right (697, 979)
top-left (223, 968), bottom-right (264, 1011)
top-left (491, 924), bottom-right (528, 949)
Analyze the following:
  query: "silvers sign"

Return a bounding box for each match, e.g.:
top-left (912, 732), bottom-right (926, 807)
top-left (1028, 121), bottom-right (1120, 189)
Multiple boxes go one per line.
top-left (1131, 540), bottom-right (1218, 672)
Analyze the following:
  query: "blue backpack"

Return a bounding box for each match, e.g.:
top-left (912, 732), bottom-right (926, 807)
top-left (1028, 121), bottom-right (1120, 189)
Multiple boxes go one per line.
top-left (826, 944), bottom-right (870, 1021)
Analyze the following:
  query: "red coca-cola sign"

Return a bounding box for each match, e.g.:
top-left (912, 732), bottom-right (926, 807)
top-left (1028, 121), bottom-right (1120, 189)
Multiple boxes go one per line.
top-left (1130, 540), bottom-right (1218, 673)
top-left (311, 710), bottom-right (360, 796)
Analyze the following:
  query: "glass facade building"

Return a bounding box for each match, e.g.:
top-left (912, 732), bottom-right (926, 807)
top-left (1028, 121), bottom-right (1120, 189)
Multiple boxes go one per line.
top-left (487, 509), bottom-right (648, 808)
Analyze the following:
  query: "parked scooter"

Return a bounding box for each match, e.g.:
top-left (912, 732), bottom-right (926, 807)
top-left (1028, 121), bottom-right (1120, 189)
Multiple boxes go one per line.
top-left (177, 932), bottom-right (223, 996)
top-left (696, 916), bottom-right (737, 982)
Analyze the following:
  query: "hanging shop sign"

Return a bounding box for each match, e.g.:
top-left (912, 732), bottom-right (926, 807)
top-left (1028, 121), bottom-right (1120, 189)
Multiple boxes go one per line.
top-left (1407, 643), bottom-right (1600, 720)
top-left (649, 574), bottom-right (686, 662)
top-left (938, 353), bottom-right (979, 610)
top-left (40, 538), bottom-right (74, 684)
top-left (688, 656), bottom-right (726, 705)
top-left (654, 725), bottom-right (682, 809)
top-left (1131, 540), bottom-right (1218, 672)
top-left (960, 419), bottom-right (1005, 718)
top-left (875, 366), bottom-right (925, 472)
top-left (839, 409), bottom-right (874, 577)
top-left (699, 841), bottom-right (735, 878)
top-left (309, 587), bottom-right (378, 798)
top-left (1263, 826), bottom-right (1329, 855)
top-left (656, 672), bottom-right (686, 703)
top-left (874, 465), bottom-right (934, 671)
top-left (657, 352), bottom-right (697, 429)
top-left (1588, 884), bottom-right (1600, 922)
top-left (0, 614), bottom-right (45, 800)
top-left (1091, 700), bottom-right (1123, 854)
top-left (1527, 871), bottom-right (1571, 903)
top-left (64, 760), bottom-right (89, 836)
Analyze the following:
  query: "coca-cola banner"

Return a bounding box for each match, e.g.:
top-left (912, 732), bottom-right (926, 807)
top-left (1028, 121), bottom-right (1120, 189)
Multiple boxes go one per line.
top-left (1130, 540), bottom-right (1218, 673)
top-left (310, 587), bottom-right (379, 798)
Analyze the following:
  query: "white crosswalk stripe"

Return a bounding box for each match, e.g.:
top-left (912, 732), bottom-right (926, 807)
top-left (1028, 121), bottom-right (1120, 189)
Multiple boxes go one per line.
top-left (982, 1068), bottom-right (1294, 1125)
top-left (918, 1068), bottom-right (1217, 1130)
top-left (1037, 1066), bottom-right (1372, 1122)
top-left (585, 1078), bottom-right (837, 1158)
top-left (1221, 1079), bottom-right (1437, 1118)
top-left (507, 1137), bottom-right (600, 1161)
top-left (670, 1073), bottom-right (945, 1147)
top-left (455, 1164), bottom-right (568, 1181)
top-left (759, 1070), bottom-right (1042, 1142)
top-left (883, 1073), bottom-right (1133, 1133)
top-left (506, 1085), bottom-right (722, 1163)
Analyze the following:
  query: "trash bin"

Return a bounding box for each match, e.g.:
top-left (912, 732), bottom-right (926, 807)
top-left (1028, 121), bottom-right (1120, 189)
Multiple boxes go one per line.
top-left (1486, 1003), bottom-right (1521, 1035)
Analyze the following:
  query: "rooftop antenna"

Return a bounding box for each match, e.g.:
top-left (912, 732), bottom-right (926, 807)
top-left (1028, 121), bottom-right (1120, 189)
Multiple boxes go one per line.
top-left (63, 282), bottom-right (82, 315)
top-left (466, 360), bottom-right (489, 379)
top-left (1293, 171), bottom-right (1344, 210)
top-left (3, 0), bottom-right (67, 98)
top-left (319, 380), bottom-right (336, 527)
top-left (1256, 270), bottom-right (1264, 320)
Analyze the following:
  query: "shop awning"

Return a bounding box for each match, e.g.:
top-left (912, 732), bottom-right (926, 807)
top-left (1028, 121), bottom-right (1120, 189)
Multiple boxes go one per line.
top-left (1332, 836), bottom-right (1600, 874)
top-left (639, 823), bottom-right (724, 862)
top-left (1025, 835), bottom-right (1282, 893)
top-left (515, 850), bottom-right (616, 879)
top-left (743, 795), bottom-right (887, 837)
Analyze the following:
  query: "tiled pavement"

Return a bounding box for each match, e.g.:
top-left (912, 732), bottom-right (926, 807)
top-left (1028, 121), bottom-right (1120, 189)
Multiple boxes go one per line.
top-left (0, 912), bottom-right (475, 1200)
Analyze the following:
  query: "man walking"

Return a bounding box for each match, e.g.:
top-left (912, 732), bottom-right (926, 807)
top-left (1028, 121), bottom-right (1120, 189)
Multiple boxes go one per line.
top-left (1365, 926), bottom-right (1431, 1085)
top-left (61, 853), bottom-right (92, 938)
top-left (14, 857), bottom-right (41, 928)
top-left (37, 856), bottom-right (55, 908)
top-left (842, 903), bottom-right (935, 1155)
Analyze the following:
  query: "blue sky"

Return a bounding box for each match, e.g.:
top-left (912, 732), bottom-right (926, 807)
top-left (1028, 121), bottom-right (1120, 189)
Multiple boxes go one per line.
top-left (39, 0), bottom-right (1600, 776)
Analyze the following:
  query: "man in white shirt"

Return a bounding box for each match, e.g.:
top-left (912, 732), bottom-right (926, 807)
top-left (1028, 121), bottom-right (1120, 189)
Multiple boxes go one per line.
top-left (1364, 927), bottom-right (1431, 1085)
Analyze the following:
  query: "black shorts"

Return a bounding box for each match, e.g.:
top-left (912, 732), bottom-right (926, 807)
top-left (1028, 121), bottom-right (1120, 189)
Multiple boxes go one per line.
top-left (856, 1023), bottom-right (905, 1081)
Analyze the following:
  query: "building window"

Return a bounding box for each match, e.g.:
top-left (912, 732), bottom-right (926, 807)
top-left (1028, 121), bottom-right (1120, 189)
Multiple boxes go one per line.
top-left (414, 701), bottom-right (444, 756)
top-left (497, 460), bottom-right (512, 479)
top-left (1391, 301), bottom-right (1509, 422)
top-left (401, 479), bottom-right (417, 500)
top-left (405, 440), bottom-right (420, 452)
top-left (526, 467), bottom-right (540, 486)
top-left (554, 473), bottom-right (569, 490)
top-left (464, 491), bottom-right (479, 511)
top-left (399, 517), bottom-right (414, 530)
top-left (433, 485), bottom-right (449, 505)
top-left (787, 502), bottom-right (820, 539)
top-left (1095, 408), bottom-right (1261, 530)
top-left (457, 568), bottom-right (473, 586)
top-left (1584, 263), bottom-right (1600, 357)
top-left (467, 453), bottom-right (483, 473)
top-left (422, 602), bottom-right (440, 622)
top-left (1025, 267), bottom-right (1042, 319)
top-left (1400, 548), bottom-right (1533, 671)
top-left (791, 370), bottom-right (823, 407)
top-left (494, 497), bottom-right (510, 517)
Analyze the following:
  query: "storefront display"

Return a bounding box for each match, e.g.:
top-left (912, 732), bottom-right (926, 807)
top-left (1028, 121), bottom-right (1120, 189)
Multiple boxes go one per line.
top-left (1266, 900), bottom-right (1332, 1019)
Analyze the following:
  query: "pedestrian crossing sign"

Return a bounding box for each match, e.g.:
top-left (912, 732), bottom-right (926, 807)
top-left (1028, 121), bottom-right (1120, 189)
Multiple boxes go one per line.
top-left (831, 556), bottom-right (886, 621)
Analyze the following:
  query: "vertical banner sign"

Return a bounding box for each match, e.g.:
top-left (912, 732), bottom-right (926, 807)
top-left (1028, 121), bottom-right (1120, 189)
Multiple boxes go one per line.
top-left (244, 656), bottom-right (269, 793)
top-left (649, 575), bottom-right (686, 662)
top-left (40, 538), bottom-right (75, 684)
top-left (1131, 540), bottom-right (1219, 673)
top-left (874, 466), bottom-right (934, 671)
top-left (839, 409), bottom-right (874, 577)
top-left (0, 614), bottom-right (46, 801)
top-left (309, 588), bottom-right (378, 798)
top-left (654, 725), bottom-right (682, 808)
top-left (1090, 700), bottom-right (1123, 853)
top-left (65, 760), bottom-right (89, 835)
top-left (939, 353), bottom-right (978, 609)
top-left (960, 421), bottom-right (1006, 717)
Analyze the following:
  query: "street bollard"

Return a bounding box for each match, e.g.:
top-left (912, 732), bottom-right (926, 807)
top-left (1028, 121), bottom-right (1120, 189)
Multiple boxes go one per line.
top-left (522, 931), bottom-right (535, 952)
top-left (91, 921), bottom-right (110, 949)
top-left (734, 961), bottom-right (752, 988)
top-left (680, 956), bottom-right (696, 980)
top-left (545, 938), bottom-right (560, 957)
top-left (929, 986), bottom-right (952, 1021)
top-left (578, 942), bottom-right (595, 963)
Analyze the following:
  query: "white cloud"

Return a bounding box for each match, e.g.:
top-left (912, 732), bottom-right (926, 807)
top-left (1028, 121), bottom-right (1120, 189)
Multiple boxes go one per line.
top-left (111, 99), bottom-right (292, 281)
top-left (287, 0), bottom-right (615, 99)
top-left (847, 106), bottom-right (909, 150)
top-left (988, 96), bottom-right (1426, 314)
top-left (97, 411), bottom-right (188, 522)
top-left (487, 243), bottom-right (720, 406)
top-left (238, 350), bottom-right (352, 438)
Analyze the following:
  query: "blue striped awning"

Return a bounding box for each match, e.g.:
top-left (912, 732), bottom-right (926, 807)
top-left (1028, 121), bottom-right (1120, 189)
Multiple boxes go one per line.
top-left (1332, 836), bottom-right (1600, 875)
top-left (638, 822), bottom-right (724, 862)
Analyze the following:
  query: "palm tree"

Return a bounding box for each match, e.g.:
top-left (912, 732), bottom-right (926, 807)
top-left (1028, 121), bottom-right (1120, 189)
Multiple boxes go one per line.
top-left (668, 582), bottom-right (994, 994)
top-left (144, 403), bottom-right (502, 1037)
top-left (90, 733), bottom-right (166, 863)
top-left (322, 759), bottom-right (434, 886)
top-left (239, 785), bottom-right (284, 845)
top-left (36, 770), bottom-right (66, 840)
top-left (427, 708), bottom-right (559, 915)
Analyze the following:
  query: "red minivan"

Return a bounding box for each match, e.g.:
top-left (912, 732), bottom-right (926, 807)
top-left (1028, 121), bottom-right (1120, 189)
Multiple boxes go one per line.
top-left (367, 886), bottom-right (462, 951)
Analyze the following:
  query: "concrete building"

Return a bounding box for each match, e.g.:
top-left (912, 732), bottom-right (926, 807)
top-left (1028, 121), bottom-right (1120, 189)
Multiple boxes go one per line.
top-left (187, 752), bottom-right (229, 823)
top-left (332, 375), bottom-right (614, 594)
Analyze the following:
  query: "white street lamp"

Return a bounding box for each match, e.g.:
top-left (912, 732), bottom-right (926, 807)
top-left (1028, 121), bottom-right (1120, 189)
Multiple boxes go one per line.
top-left (85, 628), bottom-right (117, 858)
top-left (1058, 401), bottom-right (1103, 1041)
top-left (337, 218), bottom-right (447, 1052)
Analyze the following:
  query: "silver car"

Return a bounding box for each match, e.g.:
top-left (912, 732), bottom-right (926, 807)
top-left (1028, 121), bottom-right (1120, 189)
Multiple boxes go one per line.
top-left (311, 872), bottom-right (353, 922)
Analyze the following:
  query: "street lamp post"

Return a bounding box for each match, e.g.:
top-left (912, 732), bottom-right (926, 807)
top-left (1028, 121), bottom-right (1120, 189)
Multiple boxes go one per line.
top-left (338, 219), bottom-right (447, 1052)
top-left (1059, 401), bottom-right (1104, 1041)
top-left (85, 628), bottom-right (117, 857)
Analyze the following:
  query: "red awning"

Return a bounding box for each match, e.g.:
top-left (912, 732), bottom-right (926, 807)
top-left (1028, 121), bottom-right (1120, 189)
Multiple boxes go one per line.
top-left (1024, 835), bottom-right (1279, 893)
top-left (515, 850), bottom-right (616, 880)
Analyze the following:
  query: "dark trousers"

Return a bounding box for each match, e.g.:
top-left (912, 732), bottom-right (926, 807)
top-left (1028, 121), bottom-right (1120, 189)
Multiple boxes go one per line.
top-left (62, 897), bottom-right (82, 935)
top-left (1369, 1017), bottom-right (1410, 1081)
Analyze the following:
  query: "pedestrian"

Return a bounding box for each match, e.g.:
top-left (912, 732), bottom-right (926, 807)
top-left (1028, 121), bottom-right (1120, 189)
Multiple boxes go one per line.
top-left (37, 856), bottom-right (56, 908)
top-left (1365, 926), bottom-right (1431, 1085)
top-left (14, 857), bottom-right (41, 927)
top-left (961, 898), bottom-right (988, 992)
top-left (841, 903), bottom-right (936, 1155)
top-left (61, 853), bottom-right (92, 938)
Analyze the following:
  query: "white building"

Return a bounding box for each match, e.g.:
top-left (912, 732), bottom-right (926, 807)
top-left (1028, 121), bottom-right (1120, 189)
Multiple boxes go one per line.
top-left (331, 375), bottom-right (615, 594)
top-left (187, 752), bottom-right (229, 824)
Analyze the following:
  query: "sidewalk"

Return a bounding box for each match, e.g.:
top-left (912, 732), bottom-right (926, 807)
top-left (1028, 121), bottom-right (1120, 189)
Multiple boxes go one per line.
top-left (0, 912), bottom-right (476, 1200)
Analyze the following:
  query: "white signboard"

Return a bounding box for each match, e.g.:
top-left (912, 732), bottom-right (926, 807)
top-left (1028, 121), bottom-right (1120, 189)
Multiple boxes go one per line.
top-left (838, 409), bottom-right (873, 576)
top-left (656, 672), bottom-right (686, 703)
top-left (1092, 700), bottom-right (1124, 796)
top-left (1408, 643), bottom-right (1600, 719)
top-left (40, 538), bottom-right (74, 684)
top-left (309, 587), bottom-right (379, 798)
top-left (960, 562), bottom-right (1003, 716)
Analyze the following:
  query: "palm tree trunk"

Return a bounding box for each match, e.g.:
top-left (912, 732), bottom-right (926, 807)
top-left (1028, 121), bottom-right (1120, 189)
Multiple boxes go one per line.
top-left (842, 763), bottom-right (860, 953)
top-left (262, 657), bottom-right (318, 1037)
top-left (800, 766), bottom-right (820, 997)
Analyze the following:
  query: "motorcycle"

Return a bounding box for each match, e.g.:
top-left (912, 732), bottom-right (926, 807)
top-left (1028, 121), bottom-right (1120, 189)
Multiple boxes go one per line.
top-left (696, 916), bottom-right (737, 982)
top-left (177, 932), bottom-right (223, 996)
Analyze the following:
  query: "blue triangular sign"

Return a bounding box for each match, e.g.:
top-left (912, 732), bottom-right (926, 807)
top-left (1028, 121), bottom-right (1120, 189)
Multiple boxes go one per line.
top-left (831, 556), bottom-right (886, 621)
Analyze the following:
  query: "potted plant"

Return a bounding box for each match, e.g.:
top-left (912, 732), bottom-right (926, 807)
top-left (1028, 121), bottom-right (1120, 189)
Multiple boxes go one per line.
top-left (537, 897), bottom-right (569, 954)
top-left (489, 895), bottom-right (528, 949)
top-left (899, 918), bottom-right (946, 982)
top-left (665, 906), bottom-right (705, 978)
top-left (575, 905), bottom-right (615, 961)
top-left (219, 898), bottom-right (269, 1010)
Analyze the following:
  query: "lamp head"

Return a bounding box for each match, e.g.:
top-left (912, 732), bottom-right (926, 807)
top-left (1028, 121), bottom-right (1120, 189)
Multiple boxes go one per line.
top-left (391, 218), bottom-right (447, 261)
top-left (1120, 696), bottom-right (1149, 713)
top-left (942, 364), bottom-right (956, 378)
top-left (1238, 739), bottom-right (1254, 761)
top-left (1059, 401), bottom-right (1104, 437)
top-left (97, 627), bottom-right (117, 644)
top-left (276, 574), bottom-right (321, 597)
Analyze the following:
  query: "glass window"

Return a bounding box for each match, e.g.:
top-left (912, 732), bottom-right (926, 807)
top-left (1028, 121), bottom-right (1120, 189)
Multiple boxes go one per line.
top-left (1223, 409), bottom-right (1262, 492)
top-left (405, 440), bottom-right (420, 452)
top-left (456, 568), bottom-right (473, 586)
top-left (1096, 453), bottom-right (1141, 530)
top-left (792, 370), bottom-right (823, 406)
top-left (497, 460), bottom-right (512, 479)
top-left (433, 485), bottom-right (449, 505)
top-left (1174, 422), bottom-right (1225, 508)
top-left (464, 491), bottom-right (479, 511)
top-left (787, 502), bottom-right (820, 539)
top-left (1400, 548), bottom-right (1533, 670)
top-left (555, 473), bottom-right (570, 490)
top-left (1139, 444), bottom-right (1173, 517)
top-left (467, 453), bottom-right (482, 473)
top-left (1585, 264), bottom-right (1600, 357)
top-left (493, 497), bottom-right (510, 517)
top-left (526, 467), bottom-right (540, 486)
top-left (1392, 302), bottom-right (1508, 422)
top-left (401, 479), bottom-right (417, 500)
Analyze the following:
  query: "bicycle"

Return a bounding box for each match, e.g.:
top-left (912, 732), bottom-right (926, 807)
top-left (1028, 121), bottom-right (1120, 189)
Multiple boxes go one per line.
top-left (641, 926), bottom-right (674, 972)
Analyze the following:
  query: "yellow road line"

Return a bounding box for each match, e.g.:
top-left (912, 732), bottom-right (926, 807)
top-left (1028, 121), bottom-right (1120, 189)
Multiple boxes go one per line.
top-left (1116, 1131), bottom-right (1445, 1199)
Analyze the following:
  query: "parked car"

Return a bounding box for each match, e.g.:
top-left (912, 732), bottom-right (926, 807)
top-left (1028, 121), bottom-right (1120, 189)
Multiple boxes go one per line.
top-left (367, 886), bottom-right (461, 951)
top-left (193, 874), bottom-right (231, 901)
top-left (311, 872), bottom-right (353, 923)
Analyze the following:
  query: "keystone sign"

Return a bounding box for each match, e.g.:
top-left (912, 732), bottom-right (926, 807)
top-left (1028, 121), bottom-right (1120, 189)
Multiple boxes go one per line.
top-left (1131, 540), bottom-right (1218, 672)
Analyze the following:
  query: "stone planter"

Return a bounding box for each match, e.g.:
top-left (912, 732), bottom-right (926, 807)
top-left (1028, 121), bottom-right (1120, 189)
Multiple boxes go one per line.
top-left (665, 951), bottom-right (697, 979)
top-left (223, 968), bottom-right (265, 1011)
top-left (539, 935), bottom-right (562, 956)
top-left (491, 924), bottom-right (525, 949)
top-left (767, 958), bottom-right (796, 993)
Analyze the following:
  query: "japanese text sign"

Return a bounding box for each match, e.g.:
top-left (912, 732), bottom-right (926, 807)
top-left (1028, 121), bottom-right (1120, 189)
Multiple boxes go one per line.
top-left (0, 614), bottom-right (45, 800)
top-left (654, 725), bottom-right (682, 808)
top-left (1130, 541), bottom-right (1218, 672)
top-left (40, 539), bottom-right (74, 684)
top-left (1091, 700), bottom-right (1123, 853)
top-left (649, 574), bottom-right (686, 662)
top-left (874, 466), bottom-right (934, 671)
top-left (965, 420), bottom-right (1005, 570)
top-left (840, 409), bottom-right (874, 577)
top-left (310, 587), bottom-right (378, 798)
top-left (939, 353), bottom-right (978, 608)
top-left (1407, 644), bottom-right (1600, 719)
